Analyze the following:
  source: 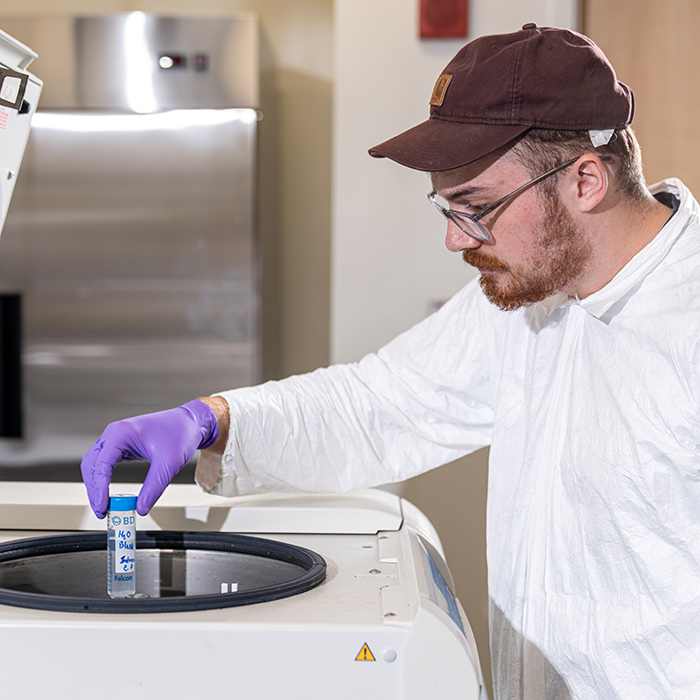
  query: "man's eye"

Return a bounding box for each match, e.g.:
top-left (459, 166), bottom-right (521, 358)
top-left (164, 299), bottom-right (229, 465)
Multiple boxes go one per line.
top-left (453, 203), bottom-right (486, 215)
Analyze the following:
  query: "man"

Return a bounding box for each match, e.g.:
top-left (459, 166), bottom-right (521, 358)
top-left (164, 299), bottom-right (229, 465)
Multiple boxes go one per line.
top-left (81, 24), bottom-right (700, 700)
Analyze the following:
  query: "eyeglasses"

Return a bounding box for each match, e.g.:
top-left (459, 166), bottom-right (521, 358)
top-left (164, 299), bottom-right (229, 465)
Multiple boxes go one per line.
top-left (427, 156), bottom-right (580, 242)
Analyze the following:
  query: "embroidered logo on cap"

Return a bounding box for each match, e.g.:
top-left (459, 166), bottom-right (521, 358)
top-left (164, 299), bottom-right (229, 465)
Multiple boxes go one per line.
top-left (430, 74), bottom-right (452, 106)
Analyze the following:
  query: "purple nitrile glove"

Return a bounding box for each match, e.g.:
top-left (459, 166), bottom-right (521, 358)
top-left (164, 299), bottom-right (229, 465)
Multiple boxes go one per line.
top-left (81, 399), bottom-right (219, 519)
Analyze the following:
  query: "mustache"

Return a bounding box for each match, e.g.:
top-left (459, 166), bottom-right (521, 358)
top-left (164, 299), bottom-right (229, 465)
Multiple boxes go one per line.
top-left (462, 249), bottom-right (510, 272)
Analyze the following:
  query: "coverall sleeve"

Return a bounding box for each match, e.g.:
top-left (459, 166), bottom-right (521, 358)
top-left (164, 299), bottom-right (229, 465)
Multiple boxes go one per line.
top-left (195, 280), bottom-right (495, 497)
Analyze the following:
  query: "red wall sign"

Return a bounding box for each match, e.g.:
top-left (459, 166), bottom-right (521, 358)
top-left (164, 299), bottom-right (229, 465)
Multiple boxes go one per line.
top-left (419, 0), bottom-right (468, 39)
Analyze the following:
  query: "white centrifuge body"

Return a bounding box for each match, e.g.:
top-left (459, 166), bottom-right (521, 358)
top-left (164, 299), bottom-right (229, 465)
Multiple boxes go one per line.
top-left (0, 484), bottom-right (488, 700)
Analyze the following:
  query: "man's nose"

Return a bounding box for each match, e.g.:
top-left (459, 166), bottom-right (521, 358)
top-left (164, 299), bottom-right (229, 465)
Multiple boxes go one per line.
top-left (445, 221), bottom-right (483, 253)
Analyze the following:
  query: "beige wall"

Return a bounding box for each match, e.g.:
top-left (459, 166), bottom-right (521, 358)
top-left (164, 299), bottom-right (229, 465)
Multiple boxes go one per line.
top-left (1, 0), bottom-right (334, 382)
top-left (331, 1), bottom-right (580, 364)
top-left (584, 0), bottom-right (700, 193)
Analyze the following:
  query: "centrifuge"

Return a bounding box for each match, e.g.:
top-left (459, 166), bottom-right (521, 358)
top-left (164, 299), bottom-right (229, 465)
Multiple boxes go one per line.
top-left (0, 484), bottom-right (488, 699)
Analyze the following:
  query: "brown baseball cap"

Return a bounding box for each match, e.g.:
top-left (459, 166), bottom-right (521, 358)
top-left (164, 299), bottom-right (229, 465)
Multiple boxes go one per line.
top-left (369, 23), bottom-right (634, 172)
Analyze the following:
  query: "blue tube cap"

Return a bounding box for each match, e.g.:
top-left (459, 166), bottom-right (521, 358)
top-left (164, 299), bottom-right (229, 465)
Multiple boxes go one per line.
top-left (109, 494), bottom-right (138, 512)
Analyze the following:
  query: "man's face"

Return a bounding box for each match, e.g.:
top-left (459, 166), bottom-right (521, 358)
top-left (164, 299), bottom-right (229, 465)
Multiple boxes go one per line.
top-left (431, 152), bottom-right (593, 310)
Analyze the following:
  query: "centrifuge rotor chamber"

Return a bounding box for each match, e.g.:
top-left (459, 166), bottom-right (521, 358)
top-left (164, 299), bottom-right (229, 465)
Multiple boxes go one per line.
top-left (0, 531), bottom-right (327, 613)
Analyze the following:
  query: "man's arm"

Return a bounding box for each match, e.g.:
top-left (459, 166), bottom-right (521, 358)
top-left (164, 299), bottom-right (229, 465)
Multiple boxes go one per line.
top-left (194, 282), bottom-right (496, 499)
top-left (82, 279), bottom-right (494, 516)
top-left (197, 395), bottom-right (230, 456)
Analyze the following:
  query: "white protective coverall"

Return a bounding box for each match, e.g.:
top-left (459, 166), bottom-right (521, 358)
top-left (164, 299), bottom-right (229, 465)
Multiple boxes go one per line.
top-left (196, 178), bottom-right (700, 700)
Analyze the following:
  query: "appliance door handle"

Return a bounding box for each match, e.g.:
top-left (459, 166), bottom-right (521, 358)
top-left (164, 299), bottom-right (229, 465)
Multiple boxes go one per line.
top-left (0, 293), bottom-right (22, 438)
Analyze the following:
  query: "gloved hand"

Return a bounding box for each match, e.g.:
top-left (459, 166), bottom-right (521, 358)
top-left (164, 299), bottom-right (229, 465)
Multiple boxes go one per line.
top-left (81, 399), bottom-right (219, 518)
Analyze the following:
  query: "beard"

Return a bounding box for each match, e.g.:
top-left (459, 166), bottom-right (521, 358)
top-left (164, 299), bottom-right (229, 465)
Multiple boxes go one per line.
top-left (462, 192), bottom-right (592, 311)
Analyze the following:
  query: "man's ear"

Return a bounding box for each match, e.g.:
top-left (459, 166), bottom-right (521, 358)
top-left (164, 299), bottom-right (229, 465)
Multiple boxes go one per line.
top-left (569, 154), bottom-right (609, 213)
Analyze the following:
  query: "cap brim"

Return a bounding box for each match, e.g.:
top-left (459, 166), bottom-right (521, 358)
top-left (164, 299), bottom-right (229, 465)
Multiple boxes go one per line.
top-left (368, 117), bottom-right (531, 172)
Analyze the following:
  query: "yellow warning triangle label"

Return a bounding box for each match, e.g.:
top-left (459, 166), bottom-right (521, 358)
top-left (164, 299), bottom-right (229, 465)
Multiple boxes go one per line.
top-left (355, 643), bottom-right (376, 661)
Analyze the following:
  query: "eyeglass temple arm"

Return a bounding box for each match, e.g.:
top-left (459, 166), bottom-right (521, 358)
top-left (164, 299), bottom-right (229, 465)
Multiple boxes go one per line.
top-left (475, 156), bottom-right (580, 221)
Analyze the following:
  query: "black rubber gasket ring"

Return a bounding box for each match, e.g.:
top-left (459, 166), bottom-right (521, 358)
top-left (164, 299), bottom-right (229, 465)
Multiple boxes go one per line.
top-left (0, 531), bottom-right (326, 614)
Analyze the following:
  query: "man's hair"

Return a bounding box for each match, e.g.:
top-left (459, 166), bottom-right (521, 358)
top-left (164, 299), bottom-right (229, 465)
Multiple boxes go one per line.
top-left (509, 126), bottom-right (647, 203)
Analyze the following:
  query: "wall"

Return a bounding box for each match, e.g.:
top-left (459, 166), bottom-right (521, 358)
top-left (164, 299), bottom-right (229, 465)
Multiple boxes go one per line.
top-left (332, 1), bottom-right (579, 692)
top-left (332, 1), bottom-right (579, 362)
top-left (0, 0), bottom-right (335, 382)
top-left (584, 0), bottom-right (700, 193)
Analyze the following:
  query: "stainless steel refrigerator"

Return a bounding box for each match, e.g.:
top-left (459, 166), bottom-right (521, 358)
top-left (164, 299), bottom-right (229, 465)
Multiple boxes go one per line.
top-left (0, 14), bottom-right (260, 477)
